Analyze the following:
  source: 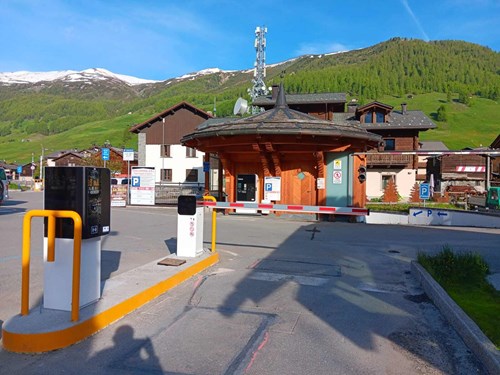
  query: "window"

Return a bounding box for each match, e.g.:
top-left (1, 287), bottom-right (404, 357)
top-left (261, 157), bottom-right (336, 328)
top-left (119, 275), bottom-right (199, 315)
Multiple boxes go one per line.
top-left (382, 175), bottom-right (396, 190)
top-left (186, 147), bottom-right (197, 158)
top-left (376, 111), bottom-right (385, 123)
top-left (161, 145), bottom-right (171, 157)
top-left (384, 138), bottom-right (395, 151)
top-left (161, 169), bottom-right (172, 182)
top-left (365, 112), bottom-right (372, 123)
top-left (186, 169), bottom-right (198, 182)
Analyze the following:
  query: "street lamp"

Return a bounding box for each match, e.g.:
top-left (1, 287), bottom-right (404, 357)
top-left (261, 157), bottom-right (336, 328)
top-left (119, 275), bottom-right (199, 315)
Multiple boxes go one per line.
top-left (31, 153), bottom-right (34, 180)
top-left (40, 144), bottom-right (44, 181)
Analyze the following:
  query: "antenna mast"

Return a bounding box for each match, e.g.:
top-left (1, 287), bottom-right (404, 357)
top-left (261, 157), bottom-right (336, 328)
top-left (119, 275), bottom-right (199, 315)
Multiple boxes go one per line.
top-left (249, 26), bottom-right (268, 114)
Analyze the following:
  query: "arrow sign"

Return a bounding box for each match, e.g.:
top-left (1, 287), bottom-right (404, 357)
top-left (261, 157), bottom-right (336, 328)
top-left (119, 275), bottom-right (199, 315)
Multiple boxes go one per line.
top-left (437, 212), bottom-right (448, 217)
top-left (413, 210), bottom-right (423, 217)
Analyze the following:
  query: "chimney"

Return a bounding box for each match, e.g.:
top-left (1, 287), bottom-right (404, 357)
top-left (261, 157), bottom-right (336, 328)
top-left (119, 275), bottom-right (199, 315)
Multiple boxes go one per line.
top-left (272, 84), bottom-right (279, 100)
top-left (347, 99), bottom-right (358, 113)
top-left (401, 103), bottom-right (407, 115)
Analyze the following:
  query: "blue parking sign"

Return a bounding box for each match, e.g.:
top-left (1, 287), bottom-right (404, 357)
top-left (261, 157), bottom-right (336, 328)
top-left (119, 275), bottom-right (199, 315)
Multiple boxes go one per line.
top-left (265, 183), bottom-right (272, 191)
top-left (131, 176), bottom-right (140, 187)
top-left (419, 183), bottom-right (430, 199)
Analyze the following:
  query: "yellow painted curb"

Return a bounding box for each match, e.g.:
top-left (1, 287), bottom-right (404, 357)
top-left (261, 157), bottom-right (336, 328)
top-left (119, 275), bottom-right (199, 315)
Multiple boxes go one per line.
top-left (2, 252), bottom-right (219, 353)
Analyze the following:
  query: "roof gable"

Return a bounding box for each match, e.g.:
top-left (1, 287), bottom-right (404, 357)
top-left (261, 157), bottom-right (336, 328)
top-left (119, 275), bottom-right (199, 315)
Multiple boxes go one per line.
top-left (356, 101), bottom-right (394, 113)
top-left (130, 101), bottom-right (212, 133)
top-left (490, 134), bottom-right (500, 149)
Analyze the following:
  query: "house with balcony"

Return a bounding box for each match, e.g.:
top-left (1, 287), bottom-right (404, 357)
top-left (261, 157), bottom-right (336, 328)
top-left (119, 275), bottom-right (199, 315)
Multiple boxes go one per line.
top-left (353, 101), bottom-right (436, 199)
top-left (254, 87), bottom-right (436, 200)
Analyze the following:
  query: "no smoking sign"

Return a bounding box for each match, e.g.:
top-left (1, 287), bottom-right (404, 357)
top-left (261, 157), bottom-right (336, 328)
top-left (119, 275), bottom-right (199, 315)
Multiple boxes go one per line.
top-left (333, 171), bottom-right (342, 184)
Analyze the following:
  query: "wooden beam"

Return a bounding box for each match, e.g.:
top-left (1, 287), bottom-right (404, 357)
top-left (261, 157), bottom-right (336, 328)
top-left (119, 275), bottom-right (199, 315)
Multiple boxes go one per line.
top-left (271, 152), bottom-right (282, 176)
top-left (259, 152), bottom-right (272, 176)
top-left (314, 151), bottom-right (325, 177)
top-left (264, 142), bottom-right (275, 152)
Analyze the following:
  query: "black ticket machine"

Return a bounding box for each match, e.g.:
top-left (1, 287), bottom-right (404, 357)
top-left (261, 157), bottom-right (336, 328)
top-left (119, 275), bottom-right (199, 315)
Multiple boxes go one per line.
top-left (44, 167), bottom-right (111, 238)
top-left (43, 166), bottom-right (111, 311)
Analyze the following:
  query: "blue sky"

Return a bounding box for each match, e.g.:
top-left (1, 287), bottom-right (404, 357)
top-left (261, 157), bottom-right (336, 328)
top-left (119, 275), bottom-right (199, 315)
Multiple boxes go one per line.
top-left (1, 0), bottom-right (498, 80)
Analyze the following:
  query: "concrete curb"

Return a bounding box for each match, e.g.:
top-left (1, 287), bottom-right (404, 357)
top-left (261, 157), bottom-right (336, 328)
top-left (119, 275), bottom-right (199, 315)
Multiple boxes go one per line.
top-left (411, 261), bottom-right (500, 374)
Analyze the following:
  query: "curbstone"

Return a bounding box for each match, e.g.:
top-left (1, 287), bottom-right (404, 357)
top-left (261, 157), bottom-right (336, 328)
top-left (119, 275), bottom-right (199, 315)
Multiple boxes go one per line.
top-left (411, 261), bottom-right (500, 375)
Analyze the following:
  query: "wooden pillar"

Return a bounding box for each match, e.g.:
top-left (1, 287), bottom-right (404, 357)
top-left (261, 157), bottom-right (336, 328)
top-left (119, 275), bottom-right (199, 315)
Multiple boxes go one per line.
top-left (314, 151), bottom-right (326, 206)
top-left (219, 153), bottom-right (234, 203)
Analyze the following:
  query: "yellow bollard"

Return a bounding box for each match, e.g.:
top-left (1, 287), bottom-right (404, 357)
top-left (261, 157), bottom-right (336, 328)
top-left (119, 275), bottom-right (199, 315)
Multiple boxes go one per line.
top-left (202, 196), bottom-right (217, 253)
top-left (21, 210), bottom-right (83, 321)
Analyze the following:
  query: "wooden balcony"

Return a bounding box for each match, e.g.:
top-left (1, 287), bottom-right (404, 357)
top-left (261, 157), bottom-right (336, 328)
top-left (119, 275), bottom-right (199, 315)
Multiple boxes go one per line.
top-left (366, 153), bottom-right (413, 166)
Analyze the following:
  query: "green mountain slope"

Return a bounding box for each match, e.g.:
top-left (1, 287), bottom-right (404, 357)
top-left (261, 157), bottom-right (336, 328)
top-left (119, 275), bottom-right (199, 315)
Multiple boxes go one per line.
top-left (0, 38), bottom-right (498, 163)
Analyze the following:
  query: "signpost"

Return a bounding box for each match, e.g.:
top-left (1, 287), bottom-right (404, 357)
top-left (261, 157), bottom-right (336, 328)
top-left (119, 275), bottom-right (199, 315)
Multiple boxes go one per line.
top-left (419, 183), bottom-right (430, 206)
top-left (101, 147), bottom-right (110, 168)
top-left (122, 149), bottom-right (134, 205)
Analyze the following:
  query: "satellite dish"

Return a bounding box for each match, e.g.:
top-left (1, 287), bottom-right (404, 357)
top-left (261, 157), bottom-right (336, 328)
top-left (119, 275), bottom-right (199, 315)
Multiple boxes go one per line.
top-left (233, 97), bottom-right (248, 116)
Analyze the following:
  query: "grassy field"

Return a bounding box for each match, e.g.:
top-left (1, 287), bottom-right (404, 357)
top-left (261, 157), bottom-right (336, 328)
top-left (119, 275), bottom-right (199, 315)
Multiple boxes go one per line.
top-left (1, 92), bottom-right (498, 164)
top-left (0, 112), bottom-right (146, 164)
top-left (380, 93), bottom-right (499, 149)
top-left (418, 247), bottom-right (500, 349)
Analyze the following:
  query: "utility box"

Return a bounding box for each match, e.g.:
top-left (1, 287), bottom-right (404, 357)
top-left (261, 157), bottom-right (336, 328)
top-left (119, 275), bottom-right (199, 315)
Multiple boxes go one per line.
top-left (177, 195), bottom-right (204, 257)
top-left (43, 166), bottom-right (110, 311)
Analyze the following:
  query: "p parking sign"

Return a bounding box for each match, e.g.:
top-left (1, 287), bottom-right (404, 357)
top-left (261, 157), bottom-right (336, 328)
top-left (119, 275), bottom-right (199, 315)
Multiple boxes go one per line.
top-left (419, 183), bottom-right (430, 200)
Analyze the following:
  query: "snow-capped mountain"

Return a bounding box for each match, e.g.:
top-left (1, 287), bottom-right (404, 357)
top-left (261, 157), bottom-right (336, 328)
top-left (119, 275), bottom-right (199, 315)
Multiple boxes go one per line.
top-left (0, 68), bottom-right (158, 86)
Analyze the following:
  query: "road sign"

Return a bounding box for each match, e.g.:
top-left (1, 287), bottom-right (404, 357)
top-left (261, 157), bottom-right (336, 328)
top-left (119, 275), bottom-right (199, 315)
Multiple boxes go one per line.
top-left (333, 171), bottom-right (342, 184)
top-left (17, 166), bottom-right (22, 173)
top-left (419, 183), bottom-right (430, 200)
top-left (122, 149), bottom-right (134, 161)
top-left (203, 161), bottom-right (210, 172)
top-left (101, 148), bottom-right (110, 161)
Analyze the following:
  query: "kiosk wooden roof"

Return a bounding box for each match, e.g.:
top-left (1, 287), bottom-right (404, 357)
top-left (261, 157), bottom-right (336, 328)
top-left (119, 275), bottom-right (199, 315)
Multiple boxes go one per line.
top-left (181, 84), bottom-right (382, 208)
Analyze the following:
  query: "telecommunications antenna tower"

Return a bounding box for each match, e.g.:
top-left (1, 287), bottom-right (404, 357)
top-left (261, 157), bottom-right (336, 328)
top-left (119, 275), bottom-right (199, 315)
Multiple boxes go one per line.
top-left (248, 26), bottom-right (268, 114)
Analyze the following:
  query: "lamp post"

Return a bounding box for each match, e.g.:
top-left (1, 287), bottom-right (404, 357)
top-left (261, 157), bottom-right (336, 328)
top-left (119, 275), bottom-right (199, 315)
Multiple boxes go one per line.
top-left (31, 153), bottom-right (34, 180)
top-left (40, 144), bottom-right (45, 181)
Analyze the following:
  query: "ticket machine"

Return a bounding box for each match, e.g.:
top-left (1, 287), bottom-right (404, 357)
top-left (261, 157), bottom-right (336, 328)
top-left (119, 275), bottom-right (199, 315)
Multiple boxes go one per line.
top-left (236, 174), bottom-right (259, 213)
top-left (43, 167), bottom-right (110, 311)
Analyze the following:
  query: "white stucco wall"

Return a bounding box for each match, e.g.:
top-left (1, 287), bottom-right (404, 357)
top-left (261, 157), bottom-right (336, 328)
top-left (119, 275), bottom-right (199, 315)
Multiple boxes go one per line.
top-left (366, 168), bottom-right (416, 201)
top-left (144, 144), bottom-right (205, 183)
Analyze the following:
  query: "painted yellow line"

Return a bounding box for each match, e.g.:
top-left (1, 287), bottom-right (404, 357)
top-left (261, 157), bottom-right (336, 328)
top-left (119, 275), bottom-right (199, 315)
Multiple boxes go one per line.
top-left (2, 252), bottom-right (219, 353)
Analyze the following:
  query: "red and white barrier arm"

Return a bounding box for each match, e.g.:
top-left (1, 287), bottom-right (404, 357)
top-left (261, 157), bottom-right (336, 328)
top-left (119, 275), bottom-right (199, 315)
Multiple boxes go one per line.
top-left (199, 201), bottom-right (369, 216)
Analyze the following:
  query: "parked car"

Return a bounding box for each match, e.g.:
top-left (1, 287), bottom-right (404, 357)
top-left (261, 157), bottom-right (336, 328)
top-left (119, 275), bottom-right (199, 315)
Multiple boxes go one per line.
top-left (0, 167), bottom-right (8, 203)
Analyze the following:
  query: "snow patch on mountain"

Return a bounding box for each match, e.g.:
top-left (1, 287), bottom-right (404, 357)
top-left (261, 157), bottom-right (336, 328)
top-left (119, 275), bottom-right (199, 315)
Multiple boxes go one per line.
top-left (177, 67), bottom-right (234, 80)
top-left (0, 68), bottom-right (158, 86)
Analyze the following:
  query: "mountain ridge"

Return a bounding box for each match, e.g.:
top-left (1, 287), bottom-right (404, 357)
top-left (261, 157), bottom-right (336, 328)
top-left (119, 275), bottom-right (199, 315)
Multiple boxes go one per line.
top-left (0, 38), bottom-right (498, 162)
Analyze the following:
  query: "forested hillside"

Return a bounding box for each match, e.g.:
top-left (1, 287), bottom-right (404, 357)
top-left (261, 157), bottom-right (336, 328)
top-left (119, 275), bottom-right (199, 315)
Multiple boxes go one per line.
top-left (0, 38), bottom-right (498, 162)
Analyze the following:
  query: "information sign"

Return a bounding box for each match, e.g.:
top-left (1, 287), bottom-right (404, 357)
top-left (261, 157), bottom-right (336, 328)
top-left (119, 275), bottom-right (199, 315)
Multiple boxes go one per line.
top-left (264, 176), bottom-right (281, 201)
top-left (130, 166), bottom-right (155, 205)
top-left (122, 149), bottom-right (134, 161)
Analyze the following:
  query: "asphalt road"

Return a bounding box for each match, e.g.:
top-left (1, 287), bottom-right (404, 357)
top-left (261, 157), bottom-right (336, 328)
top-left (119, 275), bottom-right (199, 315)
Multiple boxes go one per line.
top-left (1, 190), bottom-right (498, 374)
